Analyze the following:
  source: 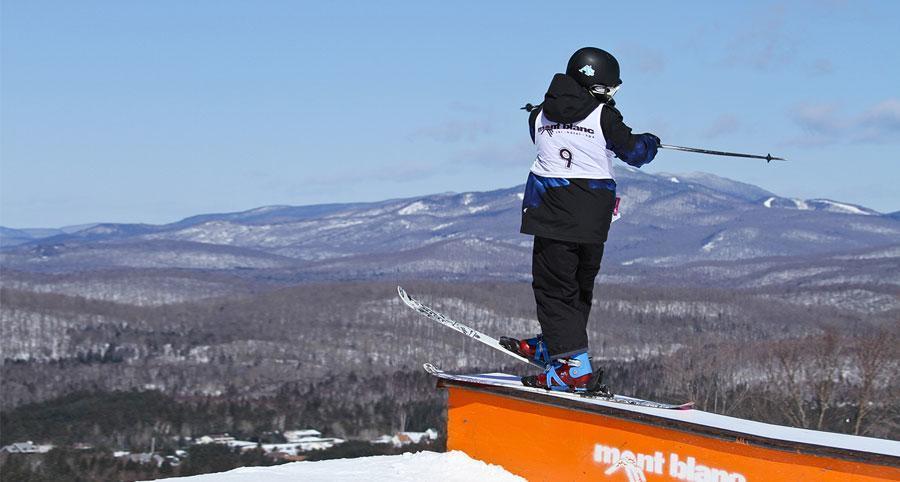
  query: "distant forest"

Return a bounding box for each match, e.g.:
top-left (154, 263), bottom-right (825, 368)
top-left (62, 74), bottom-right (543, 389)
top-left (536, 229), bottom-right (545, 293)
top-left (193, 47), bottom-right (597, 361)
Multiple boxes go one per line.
top-left (2, 279), bottom-right (896, 447)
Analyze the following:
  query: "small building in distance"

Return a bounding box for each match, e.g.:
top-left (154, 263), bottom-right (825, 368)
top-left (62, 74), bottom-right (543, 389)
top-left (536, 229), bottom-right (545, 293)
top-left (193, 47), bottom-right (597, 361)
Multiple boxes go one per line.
top-left (293, 435), bottom-right (345, 452)
top-left (372, 429), bottom-right (439, 448)
top-left (282, 428), bottom-right (345, 452)
top-left (194, 433), bottom-right (236, 445)
top-left (192, 429), bottom-right (345, 455)
top-left (283, 429), bottom-right (321, 442)
top-left (224, 440), bottom-right (258, 451)
top-left (0, 441), bottom-right (54, 454)
top-left (122, 452), bottom-right (165, 467)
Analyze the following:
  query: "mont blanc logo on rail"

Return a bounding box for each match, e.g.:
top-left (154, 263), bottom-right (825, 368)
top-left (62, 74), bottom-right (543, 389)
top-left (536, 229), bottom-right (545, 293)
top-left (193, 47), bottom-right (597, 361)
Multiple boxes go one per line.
top-left (537, 123), bottom-right (595, 137)
top-left (594, 442), bottom-right (747, 482)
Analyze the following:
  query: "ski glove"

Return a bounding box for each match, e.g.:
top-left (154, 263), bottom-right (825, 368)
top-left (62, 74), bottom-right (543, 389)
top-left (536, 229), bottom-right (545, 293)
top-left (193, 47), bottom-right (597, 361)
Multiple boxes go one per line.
top-left (611, 133), bottom-right (659, 168)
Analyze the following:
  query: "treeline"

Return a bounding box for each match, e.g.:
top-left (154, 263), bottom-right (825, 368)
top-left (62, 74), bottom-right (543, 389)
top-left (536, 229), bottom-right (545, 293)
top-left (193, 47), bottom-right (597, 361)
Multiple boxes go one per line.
top-left (2, 280), bottom-right (897, 443)
top-left (0, 439), bottom-right (445, 482)
top-left (650, 328), bottom-right (898, 438)
top-left (0, 445), bottom-right (267, 482)
top-left (1, 371), bottom-right (442, 449)
top-left (4, 328), bottom-right (895, 451)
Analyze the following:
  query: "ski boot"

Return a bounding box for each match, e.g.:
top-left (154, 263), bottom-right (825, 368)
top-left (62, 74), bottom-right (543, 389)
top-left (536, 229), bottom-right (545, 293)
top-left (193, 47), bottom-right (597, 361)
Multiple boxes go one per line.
top-left (521, 352), bottom-right (610, 395)
top-left (499, 334), bottom-right (551, 367)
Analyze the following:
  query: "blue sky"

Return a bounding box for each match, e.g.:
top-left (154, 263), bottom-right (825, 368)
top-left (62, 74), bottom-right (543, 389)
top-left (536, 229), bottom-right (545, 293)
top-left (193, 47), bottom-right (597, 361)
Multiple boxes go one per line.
top-left (2, 0), bottom-right (898, 228)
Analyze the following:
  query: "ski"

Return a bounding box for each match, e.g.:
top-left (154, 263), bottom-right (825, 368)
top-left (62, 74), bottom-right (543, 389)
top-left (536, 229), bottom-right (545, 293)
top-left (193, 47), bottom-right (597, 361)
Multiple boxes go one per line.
top-left (397, 286), bottom-right (545, 369)
top-left (424, 363), bottom-right (694, 410)
top-left (399, 287), bottom-right (693, 410)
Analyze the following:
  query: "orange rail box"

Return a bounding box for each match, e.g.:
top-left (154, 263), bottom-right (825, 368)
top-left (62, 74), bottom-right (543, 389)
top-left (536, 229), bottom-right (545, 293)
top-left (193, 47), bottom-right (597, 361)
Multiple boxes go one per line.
top-left (434, 372), bottom-right (900, 482)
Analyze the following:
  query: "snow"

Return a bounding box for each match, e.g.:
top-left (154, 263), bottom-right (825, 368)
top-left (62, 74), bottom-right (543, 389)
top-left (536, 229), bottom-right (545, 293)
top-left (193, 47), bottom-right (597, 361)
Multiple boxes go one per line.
top-left (792, 198), bottom-right (810, 210)
top-left (762, 290), bottom-right (900, 313)
top-left (701, 236), bottom-right (720, 252)
top-left (669, 176), bottom-right (680, 183)
top-left (430, 222), bottom-right (455, 231)
top-left (245, 205), bottom-right (288, 214)
top-left (320, 219), bottom-right (365, 230)
top-left (781, 229), bottom-right (840, 243)
top-left (156, 450), bottom-right (525, 482)
top-left (746, 267), bottom-right (842, 286)
top-left (398, 201), bottom-right (429, 215)
top-left (847, 222), bottom-right (899, 235)
top-left (85, 225), bottom-right (117, 234)
top-left (285, 429), bottom-right (319, 439)
top-left (763, 196), bottom-right (776, 208)
top-left (814, 199), bottom-right (872, 215)
top-left (834, 245), bottom-right (900, 260)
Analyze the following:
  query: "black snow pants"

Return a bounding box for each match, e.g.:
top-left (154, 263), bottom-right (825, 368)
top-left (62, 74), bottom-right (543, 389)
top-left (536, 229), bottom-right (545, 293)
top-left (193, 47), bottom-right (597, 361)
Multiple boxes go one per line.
top-left (532, 235), bottom-right (605, 358)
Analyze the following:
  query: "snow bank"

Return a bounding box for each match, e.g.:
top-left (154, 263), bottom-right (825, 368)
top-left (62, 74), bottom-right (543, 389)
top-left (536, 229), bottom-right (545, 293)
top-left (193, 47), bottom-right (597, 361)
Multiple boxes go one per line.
top-left (155, 450), bottom-right (525, 482)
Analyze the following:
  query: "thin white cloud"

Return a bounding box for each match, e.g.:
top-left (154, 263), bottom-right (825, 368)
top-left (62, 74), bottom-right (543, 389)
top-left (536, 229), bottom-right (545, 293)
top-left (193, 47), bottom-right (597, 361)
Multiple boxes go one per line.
top-left (454, 142), bottom-right (534, 168)
top-left (722, 4), bottom-right (797, 72)
top-left (793, 102), bottom-right (842, 135)
top-left (703, 114), bottom-right (741, 139)
top-left (856, 98), bottom-right (900, 142)
top-left (783, 98), bottom-right (900, 146)
top-left (616, 44), bottom-right (665, 75)
top-left (809, 58), bottom-right (834, 76)
top-left (410, 119), bottom-right (495, 143)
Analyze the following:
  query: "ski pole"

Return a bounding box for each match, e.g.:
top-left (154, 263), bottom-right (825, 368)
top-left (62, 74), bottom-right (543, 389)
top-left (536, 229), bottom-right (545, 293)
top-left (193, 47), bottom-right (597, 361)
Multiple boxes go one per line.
top-left (659, 144), bottom-right (786, 163)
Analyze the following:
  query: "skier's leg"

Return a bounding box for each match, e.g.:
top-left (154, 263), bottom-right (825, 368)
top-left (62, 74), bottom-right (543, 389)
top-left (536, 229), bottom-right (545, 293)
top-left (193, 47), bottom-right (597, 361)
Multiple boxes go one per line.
top-left (532, 236), bottom-right (587, 358)
top-left (575, 242), bottom-right (605, 328)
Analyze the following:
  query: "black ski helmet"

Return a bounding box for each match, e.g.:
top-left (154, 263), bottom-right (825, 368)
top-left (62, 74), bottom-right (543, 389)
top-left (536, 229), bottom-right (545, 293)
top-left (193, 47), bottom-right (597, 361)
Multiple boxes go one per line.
top-left (566, 47), bottom-right (621, 90)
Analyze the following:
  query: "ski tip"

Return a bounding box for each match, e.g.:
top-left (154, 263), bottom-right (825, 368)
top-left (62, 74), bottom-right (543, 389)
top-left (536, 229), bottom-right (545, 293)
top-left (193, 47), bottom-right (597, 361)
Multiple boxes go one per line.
top-left (397, 286), bottom-right (415, 305)
top-left (423, 363), bottom-right (442, 375)
top-left (397, 286), bottom-right (413, 303)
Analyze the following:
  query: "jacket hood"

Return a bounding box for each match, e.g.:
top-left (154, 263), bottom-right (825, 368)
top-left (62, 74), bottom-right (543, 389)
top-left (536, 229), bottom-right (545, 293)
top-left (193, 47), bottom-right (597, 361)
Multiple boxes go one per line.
top-left (542, 74), bottom-right (600, 124)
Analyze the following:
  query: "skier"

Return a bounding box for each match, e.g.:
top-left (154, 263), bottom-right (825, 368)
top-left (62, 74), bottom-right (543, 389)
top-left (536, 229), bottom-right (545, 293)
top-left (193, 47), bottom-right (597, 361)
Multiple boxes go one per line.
top-left (500, 47), bottom-right (660, 392)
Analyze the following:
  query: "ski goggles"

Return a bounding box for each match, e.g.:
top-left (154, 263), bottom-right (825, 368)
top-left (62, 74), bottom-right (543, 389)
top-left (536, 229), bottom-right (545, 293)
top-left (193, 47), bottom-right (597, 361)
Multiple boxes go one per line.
top-left (589, 84), bottom-right (620, 98)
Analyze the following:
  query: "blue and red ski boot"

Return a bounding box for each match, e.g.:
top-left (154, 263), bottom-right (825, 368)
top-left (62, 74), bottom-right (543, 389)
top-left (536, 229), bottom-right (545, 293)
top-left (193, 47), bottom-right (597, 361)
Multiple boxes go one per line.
top-left (521, 352), bottom-right (609, 395)
top-left (499, 334), bottom-right (552, 366)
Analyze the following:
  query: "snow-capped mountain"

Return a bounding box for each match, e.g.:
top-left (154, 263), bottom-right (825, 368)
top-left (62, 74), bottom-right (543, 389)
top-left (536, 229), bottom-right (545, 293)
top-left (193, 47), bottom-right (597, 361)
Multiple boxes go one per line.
top-left (760, 196), bottom-right (878, 215)
top-left (1, 169), bottom-right (897, 278)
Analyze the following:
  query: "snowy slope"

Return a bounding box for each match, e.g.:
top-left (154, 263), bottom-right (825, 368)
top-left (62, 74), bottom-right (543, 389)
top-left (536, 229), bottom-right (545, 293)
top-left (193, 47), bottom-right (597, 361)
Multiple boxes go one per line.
top-left (155, 451), bottom-right (525, 482)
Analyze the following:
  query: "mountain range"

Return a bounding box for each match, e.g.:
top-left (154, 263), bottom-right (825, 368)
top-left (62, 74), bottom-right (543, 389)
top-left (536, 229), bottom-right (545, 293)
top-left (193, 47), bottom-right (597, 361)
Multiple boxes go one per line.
top-left (2, 167), bottom-right (896, 276)
top-left (2, 169), bottom-right (898, 420)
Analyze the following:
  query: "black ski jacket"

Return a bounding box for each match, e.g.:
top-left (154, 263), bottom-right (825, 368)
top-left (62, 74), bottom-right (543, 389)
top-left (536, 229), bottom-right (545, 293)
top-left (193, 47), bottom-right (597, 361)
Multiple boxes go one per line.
top-left (520, 74), bottom-right (657, 244)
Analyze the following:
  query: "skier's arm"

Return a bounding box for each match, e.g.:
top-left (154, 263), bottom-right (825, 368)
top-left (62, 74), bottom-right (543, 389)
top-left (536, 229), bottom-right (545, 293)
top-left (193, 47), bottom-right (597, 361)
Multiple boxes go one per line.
top-left (600, 105), bottom-right (659, 167)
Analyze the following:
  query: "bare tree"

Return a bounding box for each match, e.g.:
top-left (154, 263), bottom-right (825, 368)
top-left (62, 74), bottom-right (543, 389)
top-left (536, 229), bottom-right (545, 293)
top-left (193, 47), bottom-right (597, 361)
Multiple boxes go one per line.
top-left (766, 338), bottom-right (811, 428)
top-left (807, 329), bottom-right (843, 431)
top-left (850, 328), bottom-right (898, 435)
